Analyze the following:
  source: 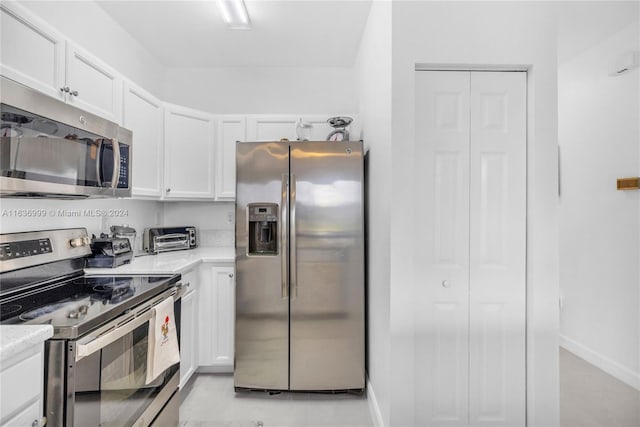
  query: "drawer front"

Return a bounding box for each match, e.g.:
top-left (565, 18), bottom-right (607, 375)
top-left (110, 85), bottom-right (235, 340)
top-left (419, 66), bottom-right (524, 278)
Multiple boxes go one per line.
top-left (1, 351), bottom-right (42, 421)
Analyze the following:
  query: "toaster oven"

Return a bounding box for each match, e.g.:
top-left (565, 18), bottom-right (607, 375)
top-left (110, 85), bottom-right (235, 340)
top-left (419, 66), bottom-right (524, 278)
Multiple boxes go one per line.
top-left (143, 227), bottom-right (197, 254)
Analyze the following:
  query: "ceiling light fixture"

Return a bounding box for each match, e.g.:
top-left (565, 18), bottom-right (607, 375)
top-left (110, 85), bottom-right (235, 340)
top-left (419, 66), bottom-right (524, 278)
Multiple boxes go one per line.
top-left (218, 0), bottom-right (251, 30)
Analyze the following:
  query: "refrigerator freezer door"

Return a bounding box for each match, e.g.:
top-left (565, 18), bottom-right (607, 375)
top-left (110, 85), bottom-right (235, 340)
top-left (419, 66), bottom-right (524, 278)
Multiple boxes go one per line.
top-left (235, 142), bottom-right (290, 390)
top-left (289, 141), bottom-right (365, 390)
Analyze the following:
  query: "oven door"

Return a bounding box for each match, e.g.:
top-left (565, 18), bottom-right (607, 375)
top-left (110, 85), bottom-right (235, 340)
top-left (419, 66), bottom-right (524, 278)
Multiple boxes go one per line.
top-left (49, 289), bottom-right (182, 427)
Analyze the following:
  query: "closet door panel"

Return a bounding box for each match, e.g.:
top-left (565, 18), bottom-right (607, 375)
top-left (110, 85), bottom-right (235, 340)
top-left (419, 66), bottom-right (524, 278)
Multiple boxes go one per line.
top-left (414, 71), bottom-right (470, 426)
top-left (469, 71), bottom-right (526, 426)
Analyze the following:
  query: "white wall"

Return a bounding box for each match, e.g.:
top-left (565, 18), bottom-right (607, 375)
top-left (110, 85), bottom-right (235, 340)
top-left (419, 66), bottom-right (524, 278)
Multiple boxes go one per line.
top-left (558, 17), bottom-right (640, 389)
top-left (353, 1), bottom-right (392, 425)
top-left (164, 67), bottom-right (357, 114)
top-left (18, 1), bottom-right (166, 96)
top-left (390, 2), bottom-right (559, 426)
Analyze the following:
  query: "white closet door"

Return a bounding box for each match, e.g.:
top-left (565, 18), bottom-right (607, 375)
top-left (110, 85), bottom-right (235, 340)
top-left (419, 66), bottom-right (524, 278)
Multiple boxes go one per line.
top-left (414, 71), bottom-right (471, 426)
top-left (415, 70), bottom-right (526, 427)
top-left (469, 71), bottom-right (526, 426)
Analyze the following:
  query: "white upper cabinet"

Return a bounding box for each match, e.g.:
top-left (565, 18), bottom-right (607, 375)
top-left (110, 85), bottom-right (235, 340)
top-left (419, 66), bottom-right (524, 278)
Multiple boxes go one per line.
top-left (0, 2), bottom-right (65, 101)
top-left (164, 104), bottom-right (215, 200)
top-left (216, 116), bottom-right (245, 201)
top-left (0, 3), bottom-right (122, 124)
top-left (247, 116), bottom-right (298, 141)
top-left (65, 41), bottom-right (122, 123)
top-left (123, 81), bottom-right (164, 199)
top-left (247, 115), bottom-right (359, 142)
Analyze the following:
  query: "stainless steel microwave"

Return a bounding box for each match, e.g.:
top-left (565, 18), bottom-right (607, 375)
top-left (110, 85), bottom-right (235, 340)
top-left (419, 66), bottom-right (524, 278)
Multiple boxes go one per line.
top-left (0, 76), bottom-right (132, 198)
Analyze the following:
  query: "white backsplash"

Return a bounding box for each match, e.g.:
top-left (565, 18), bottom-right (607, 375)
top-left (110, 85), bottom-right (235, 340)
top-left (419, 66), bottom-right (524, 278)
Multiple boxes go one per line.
top-left (163, 201), bottom-right (235, 248)
top-left (0, 198), bottom-right (235, 249)
top-left (197, 229), bottom-right (235, 248)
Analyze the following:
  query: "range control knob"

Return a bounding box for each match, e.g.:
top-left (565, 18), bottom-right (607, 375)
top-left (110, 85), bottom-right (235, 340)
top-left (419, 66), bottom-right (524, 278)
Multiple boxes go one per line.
top-left (69, 236), bottom-right (89, 248)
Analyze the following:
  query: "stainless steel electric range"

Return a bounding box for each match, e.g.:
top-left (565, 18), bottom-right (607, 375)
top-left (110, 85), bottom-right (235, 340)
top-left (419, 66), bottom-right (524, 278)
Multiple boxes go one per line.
top-left (0, 228), bottom-right (185, 427)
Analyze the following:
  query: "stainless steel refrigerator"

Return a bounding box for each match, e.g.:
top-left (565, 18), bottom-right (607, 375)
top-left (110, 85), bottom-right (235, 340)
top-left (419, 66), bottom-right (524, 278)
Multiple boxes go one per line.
top-left (234, 141), bottom-right (365, 392)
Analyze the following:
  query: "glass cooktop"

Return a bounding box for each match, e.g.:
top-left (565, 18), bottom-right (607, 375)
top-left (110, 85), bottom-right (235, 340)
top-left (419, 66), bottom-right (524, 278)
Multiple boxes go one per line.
top-left (0, 274), bottom-right (180, 339)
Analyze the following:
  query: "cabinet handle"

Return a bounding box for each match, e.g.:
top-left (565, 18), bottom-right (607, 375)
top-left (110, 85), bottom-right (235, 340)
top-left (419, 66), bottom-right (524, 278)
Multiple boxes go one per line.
top-left (442, 280), bottom-right (450, 288)
top-left (228, 273), bottom-right (234, 278)
top-left (60, 86), bottom-right (70, 93)
top-left (71, 90), bottom-right (78, 96)
top-left (166, 188), bottom-right (171, 193)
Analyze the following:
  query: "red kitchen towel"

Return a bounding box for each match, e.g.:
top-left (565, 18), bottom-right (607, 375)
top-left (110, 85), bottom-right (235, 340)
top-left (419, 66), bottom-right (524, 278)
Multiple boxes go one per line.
top-left (146, 296), bottom-right (180, 384)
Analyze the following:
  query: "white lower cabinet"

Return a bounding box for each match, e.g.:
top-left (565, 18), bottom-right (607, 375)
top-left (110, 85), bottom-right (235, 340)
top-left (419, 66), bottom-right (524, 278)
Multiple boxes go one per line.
top-left (179, 269), bottom-right (199, 388)
top-left (0, 345), bottom-right (46, 427)
top-left (198, 264), bottom-right (235, 372)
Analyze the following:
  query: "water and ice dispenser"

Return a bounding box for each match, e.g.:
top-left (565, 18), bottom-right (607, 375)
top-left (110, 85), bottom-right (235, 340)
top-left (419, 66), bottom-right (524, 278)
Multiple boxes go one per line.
top-left (247, 203), bottom-right (278, 255)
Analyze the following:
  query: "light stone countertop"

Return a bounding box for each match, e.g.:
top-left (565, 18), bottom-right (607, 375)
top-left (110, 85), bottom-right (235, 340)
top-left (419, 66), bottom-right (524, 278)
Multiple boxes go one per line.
top-left (0, 325), bottom-right (53, 362)
top-left (1, 250), bottom-right (233, 364)
top-left (84, 247), bottom-right (234, 275)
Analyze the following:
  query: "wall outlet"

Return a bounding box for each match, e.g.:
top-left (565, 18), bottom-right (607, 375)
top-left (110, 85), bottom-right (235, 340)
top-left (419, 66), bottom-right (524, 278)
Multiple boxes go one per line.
top-left (227, 211), bottom-right (234, 225)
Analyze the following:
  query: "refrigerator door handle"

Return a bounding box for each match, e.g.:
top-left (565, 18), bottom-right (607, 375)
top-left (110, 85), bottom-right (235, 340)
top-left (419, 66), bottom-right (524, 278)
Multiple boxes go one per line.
top-left (290, 173), bottom-right (297, 299)
top-left (281, 173), bottom-right (288, 299)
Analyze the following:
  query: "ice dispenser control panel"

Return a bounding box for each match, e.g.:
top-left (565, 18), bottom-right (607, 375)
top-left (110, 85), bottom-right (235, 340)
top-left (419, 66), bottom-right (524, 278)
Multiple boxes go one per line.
top-left (248, 203), bottom-right (278, 255)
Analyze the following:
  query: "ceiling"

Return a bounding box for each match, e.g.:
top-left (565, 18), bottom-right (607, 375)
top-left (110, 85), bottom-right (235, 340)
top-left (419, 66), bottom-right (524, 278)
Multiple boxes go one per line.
top-left (555, 1), bottom-right (639, 63)
top-left (97, 0), bottom-right (372, 68)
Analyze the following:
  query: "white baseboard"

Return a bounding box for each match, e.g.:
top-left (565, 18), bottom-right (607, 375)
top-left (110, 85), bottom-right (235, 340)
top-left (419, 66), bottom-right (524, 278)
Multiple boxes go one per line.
top-left (367, 376), bottom-right (384, 427)
top-left (197, 365), bottom-right (233, 374)
top-left (560, 334), bottom-right (640, 390)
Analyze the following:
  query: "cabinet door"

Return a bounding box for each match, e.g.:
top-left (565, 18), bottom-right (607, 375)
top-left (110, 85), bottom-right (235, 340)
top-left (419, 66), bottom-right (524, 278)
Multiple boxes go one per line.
top-left (414, 71), bottom-right (471, 426)
top-left (123, 82), bottom-right (164, 198)
top-left (1, 399), bottom-right (41, 427)
top-left (216, 116), bottom-right (246, 200)
top-left (247, 115), bottom-right (358, 142)
top-left (247, 116), bottom-right (297, 141)
top-left (198, 265), bottom-right (235, 369)
top-left (0, 2), bottom-right (65, 101)
top-left (415, 70), bottom-right (526, 427)
top-left (179, 288), bottom-right (197, 388)
top-left (164, 104), bottom-right (215, 200)
top-left (65, 41), bottom-right (122, 123)
top-left (468, 71), bottom-right (526, 426)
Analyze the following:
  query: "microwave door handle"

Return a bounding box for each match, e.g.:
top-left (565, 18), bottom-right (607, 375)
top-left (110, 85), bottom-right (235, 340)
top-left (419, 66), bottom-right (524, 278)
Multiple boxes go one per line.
top-left (111, 138), bottom-right (120, 189)
top-left (95, 139), bottom-right (104, 187)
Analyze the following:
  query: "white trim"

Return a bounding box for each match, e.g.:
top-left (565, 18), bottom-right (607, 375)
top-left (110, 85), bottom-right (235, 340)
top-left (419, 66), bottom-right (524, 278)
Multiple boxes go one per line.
top-left (560, 335), bottom-right (640, 391)
top-left (196, 366), bottom-right (233, 374)
top-left (367, 376), bottom-right (384, 427)
top-left (415, 63), bottom-right (530, 72)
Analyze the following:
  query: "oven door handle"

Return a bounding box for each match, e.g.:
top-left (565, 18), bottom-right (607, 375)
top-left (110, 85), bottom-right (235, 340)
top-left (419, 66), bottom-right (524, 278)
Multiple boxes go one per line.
top-left (76, 309), bottom-right (153, 362)
top-left (75, 287), bottom-right (179, 362)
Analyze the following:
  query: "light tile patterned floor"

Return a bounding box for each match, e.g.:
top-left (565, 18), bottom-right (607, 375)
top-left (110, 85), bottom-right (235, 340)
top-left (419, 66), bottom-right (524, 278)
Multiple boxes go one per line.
top-left (179, 374), bottom-right (373, 427)
top-left (560, 347), bottom-right (640, 427)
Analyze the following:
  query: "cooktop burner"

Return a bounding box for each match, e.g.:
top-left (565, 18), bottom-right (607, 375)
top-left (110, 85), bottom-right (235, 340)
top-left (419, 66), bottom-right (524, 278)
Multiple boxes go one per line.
top-left (20, 301), bottom-right (75, 321)
top-left (0, 274), bottom-right (180, 338)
